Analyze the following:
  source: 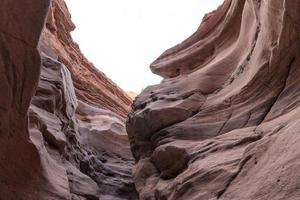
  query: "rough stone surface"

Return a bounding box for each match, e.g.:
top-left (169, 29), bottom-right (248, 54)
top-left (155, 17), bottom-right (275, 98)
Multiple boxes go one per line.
top-left (28, 55), bottom-right (138, 199)
top-left (66, 162), bottom-right (99, 200)
top-left (4, 0), bottom-right (300, 199)
top-left (127, 0), bottom-right (300, 199)
top-left (76, 100), bottom-right (138, 200)
top-left (39, 0), bottom-right (132, 117)
top-left (0, 0), bottom-right (137, 199)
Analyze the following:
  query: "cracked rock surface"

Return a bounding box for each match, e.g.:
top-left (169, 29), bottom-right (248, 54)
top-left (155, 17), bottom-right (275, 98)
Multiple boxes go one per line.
top-left (127, 0), bottom-right (300, 199)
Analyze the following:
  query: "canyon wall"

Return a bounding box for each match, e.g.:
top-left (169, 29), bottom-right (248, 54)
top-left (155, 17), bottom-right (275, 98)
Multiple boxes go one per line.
top-left (39, 0), bottom-right (132, 117)
top-left (127, 0), bottom-right (300, 199)
top-left (0, 0), bottom-right (53, 199)
top-left (0, 0), bottom-right (137, 199)
top-left (33, 0), bottom-right (138, 199)
top-left (29, 54), bottom-right (137, 199)
top-left (2, 0), bottom-right (300, 199)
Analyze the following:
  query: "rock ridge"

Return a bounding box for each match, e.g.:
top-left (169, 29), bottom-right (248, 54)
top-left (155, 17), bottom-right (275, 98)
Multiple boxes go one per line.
top-left (39, 0), bottom-right (132, 117)
top-left (127, 0), bottom-right (300, 199)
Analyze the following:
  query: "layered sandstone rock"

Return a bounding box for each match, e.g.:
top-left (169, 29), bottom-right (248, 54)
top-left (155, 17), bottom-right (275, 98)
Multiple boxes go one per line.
top-left (39, 0), bottom-right (132, 117)
top-left (127, 0), bottom-right (300, 199)
top-left (35, 1), bottom-right (137, 198)
top-left (0, 0), bottom-right (137, 199)
top-left (29, 55), bottom-right (137, 199)
top-left (3, 0), bottom-right (300, 199)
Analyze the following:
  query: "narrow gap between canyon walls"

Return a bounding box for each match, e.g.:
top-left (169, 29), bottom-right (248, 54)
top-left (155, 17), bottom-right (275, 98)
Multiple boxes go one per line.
top-left (1, 0), bottom-right (300, 200)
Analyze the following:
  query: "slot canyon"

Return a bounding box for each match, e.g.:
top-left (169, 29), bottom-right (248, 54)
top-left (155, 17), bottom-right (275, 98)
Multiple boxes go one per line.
top-left (1, 0), bottom-right (300, 200)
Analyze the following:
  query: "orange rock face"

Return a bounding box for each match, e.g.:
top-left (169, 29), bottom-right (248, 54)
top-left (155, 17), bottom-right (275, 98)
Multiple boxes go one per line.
top-left (127, 0), bottom-right (300, 199)
top-left (39, 0), bottom-right (132, 117)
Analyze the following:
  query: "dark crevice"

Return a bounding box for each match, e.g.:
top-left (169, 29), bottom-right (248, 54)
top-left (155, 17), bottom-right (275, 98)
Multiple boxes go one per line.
top-left (242, 112), bottom-right (252, 128)
top-left (216, 57), bottom-right (295, 199)
top-left (255, 56), bottom-right (295, 129)
top-left (217, 155), bottom-right (253, 198)
top-left (217, 112), bottom-right (232, 136)
top-left (213, 8), bottom-right (262, 95)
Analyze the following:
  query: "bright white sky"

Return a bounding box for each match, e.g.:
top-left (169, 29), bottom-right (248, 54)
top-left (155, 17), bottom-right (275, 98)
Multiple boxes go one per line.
top-left (65, 0), bottom-right (223, 93)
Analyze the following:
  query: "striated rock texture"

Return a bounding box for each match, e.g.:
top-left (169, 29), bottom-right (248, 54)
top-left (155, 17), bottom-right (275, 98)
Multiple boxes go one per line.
top-left (0, 0), bottom-right (137, 199)
top-left (29, 55), bottom-right (137, 199)
top-left (35, 1), bottom-right (137, 199)
top-left (127, 0), bottom-right (300, 199)
top-left (39, 0), bottom-right (132, 117)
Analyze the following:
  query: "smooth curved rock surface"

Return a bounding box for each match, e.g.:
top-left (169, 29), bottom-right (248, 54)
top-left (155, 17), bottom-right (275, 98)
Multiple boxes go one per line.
top-left (127, 0), bottom-right (300, 199)
top-left (0, 1), bottom-right (53, 199)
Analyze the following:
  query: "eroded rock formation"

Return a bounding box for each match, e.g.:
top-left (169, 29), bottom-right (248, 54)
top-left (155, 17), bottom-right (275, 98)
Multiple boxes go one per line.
top-left (127, 0), bottom-right (300, 199)
top-left (3, 0), bottom-right (300, 199)
top-left (29, 55), bottom-right (137, 199)
top-left (0, 1), bottom-right (52, 199)
top-left (39, 0), bottom-right (132, 117)
top-left (0, 0), bottom-right (137, 199)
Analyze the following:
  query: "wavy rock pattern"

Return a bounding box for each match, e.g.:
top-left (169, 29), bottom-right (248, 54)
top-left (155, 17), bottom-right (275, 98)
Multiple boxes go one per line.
top-left (29, 55), bottom-right (138, 199)
top-left (127, 0), bottom-right (300, 199)
top-left (0, 0), bottom-right (137, 199)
